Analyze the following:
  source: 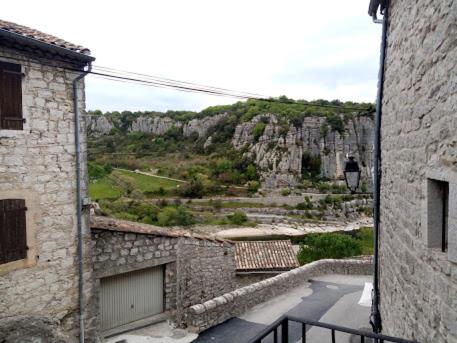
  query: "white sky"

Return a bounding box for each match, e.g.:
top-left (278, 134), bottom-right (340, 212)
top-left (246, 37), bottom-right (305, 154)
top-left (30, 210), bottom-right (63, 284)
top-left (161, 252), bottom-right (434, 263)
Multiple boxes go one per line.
top-left (3, 0), bottom-right (381, 112)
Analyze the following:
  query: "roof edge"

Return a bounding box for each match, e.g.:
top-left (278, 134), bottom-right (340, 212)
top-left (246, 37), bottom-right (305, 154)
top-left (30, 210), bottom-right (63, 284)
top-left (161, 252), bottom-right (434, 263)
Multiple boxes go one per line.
top-left (90, 216), bottom-right (234, 244)
top-left (0, 28), bottom-right (95, 64)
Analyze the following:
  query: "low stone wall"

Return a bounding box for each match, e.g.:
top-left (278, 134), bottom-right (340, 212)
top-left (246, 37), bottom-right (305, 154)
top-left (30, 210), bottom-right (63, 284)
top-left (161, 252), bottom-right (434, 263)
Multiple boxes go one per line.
top-left (187, 258), bottom-right (372, 333)
top-left (235, 272), bottom-right (282, 288)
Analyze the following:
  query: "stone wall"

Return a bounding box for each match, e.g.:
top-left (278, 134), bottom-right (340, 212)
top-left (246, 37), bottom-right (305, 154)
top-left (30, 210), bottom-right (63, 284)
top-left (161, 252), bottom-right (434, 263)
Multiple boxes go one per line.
top-left (91, 229), bottom-right (179, 321)
top-left (175, 237), bottom-right (236, 326)
top-left (0, 48), bottom-right (96, 342)
top-left (379, 1), bottom-right (457, 342)
top-left (235, 272), bottom-right (282, 288)
top-left (187, 258), bottom-right (372, 333)
top-left (90, 223), bottom-right (236, 330)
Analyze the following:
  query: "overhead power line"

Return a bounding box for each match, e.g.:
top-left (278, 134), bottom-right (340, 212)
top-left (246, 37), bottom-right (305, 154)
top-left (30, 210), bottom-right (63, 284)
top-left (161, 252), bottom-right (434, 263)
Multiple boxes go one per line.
top-left (0, 54), bottom-right (374, 112)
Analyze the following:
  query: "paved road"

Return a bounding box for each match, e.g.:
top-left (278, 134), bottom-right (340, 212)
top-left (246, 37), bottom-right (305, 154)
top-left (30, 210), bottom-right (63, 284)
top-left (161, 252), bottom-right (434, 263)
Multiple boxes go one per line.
top-left (193, 275), bottom-right (372, 343)
top-left (107, 275), bottom-right (372, 343)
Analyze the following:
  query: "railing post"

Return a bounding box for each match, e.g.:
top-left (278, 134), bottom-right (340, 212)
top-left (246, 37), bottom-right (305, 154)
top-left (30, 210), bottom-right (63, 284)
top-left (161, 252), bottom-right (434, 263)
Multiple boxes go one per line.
top-left (281, 318), bottom-right (289, 343)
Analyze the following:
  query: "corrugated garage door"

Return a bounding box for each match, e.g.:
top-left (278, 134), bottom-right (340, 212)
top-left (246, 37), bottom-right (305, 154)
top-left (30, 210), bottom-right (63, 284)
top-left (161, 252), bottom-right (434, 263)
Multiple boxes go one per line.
top-left (100, 266), bottom-right (164, 331)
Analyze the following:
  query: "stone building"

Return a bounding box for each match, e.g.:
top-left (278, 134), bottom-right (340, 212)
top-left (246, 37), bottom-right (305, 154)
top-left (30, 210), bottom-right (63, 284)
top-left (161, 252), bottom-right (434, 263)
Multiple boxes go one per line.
top-left (234, 240), bottom-right (299, 287)
top-left (90, 216), bottom-right (236, 337)
top-left (370, 1), bottom-right (457, 342)
top-left (0, 20), bottom-right (96, 342)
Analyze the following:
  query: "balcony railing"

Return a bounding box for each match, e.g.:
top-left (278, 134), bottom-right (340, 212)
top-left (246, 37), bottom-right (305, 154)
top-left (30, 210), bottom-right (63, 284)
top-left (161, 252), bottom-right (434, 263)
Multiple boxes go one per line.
top-left (247, 315), bottom-right (418, 343)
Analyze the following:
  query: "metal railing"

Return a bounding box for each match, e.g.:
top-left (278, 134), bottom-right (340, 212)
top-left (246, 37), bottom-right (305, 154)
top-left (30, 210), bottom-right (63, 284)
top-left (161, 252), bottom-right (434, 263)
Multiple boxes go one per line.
top-left (248, 315), bottom-right (418, 343)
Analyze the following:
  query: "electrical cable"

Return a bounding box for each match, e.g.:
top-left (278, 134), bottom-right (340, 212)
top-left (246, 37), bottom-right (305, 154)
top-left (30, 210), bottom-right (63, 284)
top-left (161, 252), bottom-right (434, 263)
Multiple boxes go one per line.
top-left (0, 53), bottom-right (374, 112)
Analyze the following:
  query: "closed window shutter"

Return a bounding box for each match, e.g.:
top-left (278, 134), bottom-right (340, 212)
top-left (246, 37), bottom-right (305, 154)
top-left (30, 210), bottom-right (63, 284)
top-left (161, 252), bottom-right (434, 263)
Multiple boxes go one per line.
top-left (0, 62), bottom-right (23, 130)
top-left (0, 199), bottom-right (28, 264)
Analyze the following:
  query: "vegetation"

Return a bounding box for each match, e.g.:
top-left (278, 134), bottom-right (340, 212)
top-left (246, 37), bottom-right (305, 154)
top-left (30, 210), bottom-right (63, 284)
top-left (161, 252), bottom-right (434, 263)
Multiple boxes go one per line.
top-left (89, 166), bottom-right (182, 201)
top-left (253, 122), bottom-right (266, 142)
top-left (296, 228), bottom-right (373, 265)
top-left (88, 97), bottom-right (374, 225)
top-left (88, 97), bottom-right (373, 198)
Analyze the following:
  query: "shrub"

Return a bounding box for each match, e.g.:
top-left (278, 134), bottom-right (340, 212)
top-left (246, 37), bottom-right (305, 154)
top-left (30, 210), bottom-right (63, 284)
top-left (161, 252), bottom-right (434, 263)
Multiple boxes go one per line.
top-left (253, 122), bottom-right (266, 142)
top-left (296, 197), bottom-right (313, 210)
top-left (302, 179), bottom-right (313, 189)
top-left (157, 206), bottom-right (194, 226)
top-left (88, 162), bottom-right (111, 180)
top-left (179, 177), bottom-right (205, 198)
top-left (297, 233), bottom-right (363, 265)
top-left (361, 181), bottom-right (368, 193)
top-left (227, 211), bottom-right (248, 225)
top-left (281, 188), bottom-right (291, 196)
top-left (247, 181), bottom-right (260, 194)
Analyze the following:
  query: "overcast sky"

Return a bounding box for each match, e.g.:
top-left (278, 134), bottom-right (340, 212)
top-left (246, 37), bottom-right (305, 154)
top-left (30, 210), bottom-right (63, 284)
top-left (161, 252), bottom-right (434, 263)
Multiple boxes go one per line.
top-left (3, 0), bottom-right (381, 112)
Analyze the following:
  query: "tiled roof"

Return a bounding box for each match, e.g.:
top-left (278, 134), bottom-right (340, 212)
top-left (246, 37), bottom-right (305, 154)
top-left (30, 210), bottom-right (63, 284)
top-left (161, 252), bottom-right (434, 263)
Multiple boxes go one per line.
top-left (90, 216), bottom-right (233, 244)
top-left (235, 240), bottom-right (299, 271)
top-left (0, 19), bottom-right (92, 57)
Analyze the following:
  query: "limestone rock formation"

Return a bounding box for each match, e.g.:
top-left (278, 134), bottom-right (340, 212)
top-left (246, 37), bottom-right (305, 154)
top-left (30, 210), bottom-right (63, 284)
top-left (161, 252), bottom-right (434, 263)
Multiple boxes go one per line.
top-left (88, 112), bottom-right (373, 188)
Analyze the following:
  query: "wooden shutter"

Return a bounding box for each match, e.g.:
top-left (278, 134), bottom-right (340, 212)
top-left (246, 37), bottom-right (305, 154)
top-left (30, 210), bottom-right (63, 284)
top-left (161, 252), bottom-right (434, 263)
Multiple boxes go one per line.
top-left (0, 199), bottom-right (28, 264)
top-left (0, 61), bottom-right (23, 130)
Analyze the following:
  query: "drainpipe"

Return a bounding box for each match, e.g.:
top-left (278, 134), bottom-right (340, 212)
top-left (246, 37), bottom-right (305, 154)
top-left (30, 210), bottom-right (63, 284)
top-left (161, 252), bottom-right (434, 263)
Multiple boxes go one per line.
top-left (73, 63), bottom-right (92, 343)
top-left (371, 0), bottom-right (389, 335)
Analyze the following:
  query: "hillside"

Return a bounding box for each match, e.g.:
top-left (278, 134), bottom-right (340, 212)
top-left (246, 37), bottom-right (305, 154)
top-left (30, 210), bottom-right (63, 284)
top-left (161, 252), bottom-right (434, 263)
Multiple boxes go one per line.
top-left (87, 98), bottom-right (374, 191)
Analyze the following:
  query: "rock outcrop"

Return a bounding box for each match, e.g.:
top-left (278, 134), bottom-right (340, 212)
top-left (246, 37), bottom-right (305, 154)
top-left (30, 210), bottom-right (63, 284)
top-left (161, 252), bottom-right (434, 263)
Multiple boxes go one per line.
top-left (88, 112), bottom-right (373, 188)
top-left (231, 114), bottom-right (373, 188)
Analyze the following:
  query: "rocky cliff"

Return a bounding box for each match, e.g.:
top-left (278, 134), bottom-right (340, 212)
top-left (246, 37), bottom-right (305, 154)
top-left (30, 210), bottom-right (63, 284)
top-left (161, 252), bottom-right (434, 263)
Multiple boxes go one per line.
top-left (88, 112), bottom-right (373, 188)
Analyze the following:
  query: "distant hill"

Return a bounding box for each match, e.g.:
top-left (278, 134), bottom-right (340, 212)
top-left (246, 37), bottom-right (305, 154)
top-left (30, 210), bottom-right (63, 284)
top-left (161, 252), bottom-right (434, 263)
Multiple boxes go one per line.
top-left (87, 98), bottom-right (374, 190)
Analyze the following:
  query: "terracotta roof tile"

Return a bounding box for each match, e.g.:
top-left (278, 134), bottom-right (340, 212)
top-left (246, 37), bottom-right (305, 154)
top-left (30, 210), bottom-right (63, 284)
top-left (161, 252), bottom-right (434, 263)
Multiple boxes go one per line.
top-left (235, 240), bottom-right (299, 271)
top-left (0, 19), bottom-right (91, 55)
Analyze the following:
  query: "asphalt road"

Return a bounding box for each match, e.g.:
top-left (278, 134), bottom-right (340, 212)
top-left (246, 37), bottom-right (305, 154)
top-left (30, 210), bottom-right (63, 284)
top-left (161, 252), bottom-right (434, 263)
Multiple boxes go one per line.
top-left (193, 275), bottom-right (371, 343)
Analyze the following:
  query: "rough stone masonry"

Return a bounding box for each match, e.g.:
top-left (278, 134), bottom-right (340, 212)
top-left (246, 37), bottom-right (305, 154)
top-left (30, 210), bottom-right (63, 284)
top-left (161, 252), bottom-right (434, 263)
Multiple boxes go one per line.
top-left (0, 46), bottom-right (97, 342)
top-left (90, 218), bottom-right (236, 330)
top-left (379, 0), bottom-right (457, 342)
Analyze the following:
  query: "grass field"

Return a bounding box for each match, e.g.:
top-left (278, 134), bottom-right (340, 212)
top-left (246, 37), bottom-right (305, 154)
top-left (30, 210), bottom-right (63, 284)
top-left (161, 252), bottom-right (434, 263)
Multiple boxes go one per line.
top-left (89, 177), bottom-right (123, 200)
top-left (115, 169), bottom-right (181, 192)
top-left (89, 169), bottom-right (182, 201)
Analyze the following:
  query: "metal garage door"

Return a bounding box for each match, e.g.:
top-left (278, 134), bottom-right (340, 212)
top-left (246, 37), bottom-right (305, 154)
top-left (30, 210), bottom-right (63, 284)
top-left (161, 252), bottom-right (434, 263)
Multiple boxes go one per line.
top-left (100, 266), bottom-right (164, 331)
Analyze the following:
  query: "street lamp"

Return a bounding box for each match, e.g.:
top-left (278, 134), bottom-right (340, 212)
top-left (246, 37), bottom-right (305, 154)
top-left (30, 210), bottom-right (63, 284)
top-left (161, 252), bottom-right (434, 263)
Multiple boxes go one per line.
top-left (343, 156), bottom-right (361, 194)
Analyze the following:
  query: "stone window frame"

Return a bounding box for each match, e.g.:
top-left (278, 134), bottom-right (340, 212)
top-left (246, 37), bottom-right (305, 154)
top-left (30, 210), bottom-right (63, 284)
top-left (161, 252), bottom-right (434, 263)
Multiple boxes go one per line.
top-left (422, 169), bottom-right (457, 263)
top-left (0, 58), bottom-right (29, 138)
top-left (0, 191), bottom-right (37, 275)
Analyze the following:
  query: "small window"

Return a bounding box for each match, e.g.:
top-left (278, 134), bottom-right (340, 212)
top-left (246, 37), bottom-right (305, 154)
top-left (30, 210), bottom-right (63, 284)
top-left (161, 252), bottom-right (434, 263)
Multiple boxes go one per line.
top-left (0, 199), bottom-right (28, 264)
top-left (426, 179), bottom-right (449, 252)
top-left (0, 61), bottom-right (23, 130)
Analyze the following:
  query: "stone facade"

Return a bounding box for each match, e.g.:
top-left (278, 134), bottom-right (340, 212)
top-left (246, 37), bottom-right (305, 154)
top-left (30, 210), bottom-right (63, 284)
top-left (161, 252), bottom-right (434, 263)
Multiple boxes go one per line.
top-left (0, 47), bottom-right (96, 341)
top-left (175, 237), bottom-right (236, 326)
top-left (91, 229), bottom-right (179, 324)
top-left (90, 222), bottom-right (235, 331)
top-left (187, 258), bottom-right (372, 333)
top-left (379, 1), bottom-right (457, 342)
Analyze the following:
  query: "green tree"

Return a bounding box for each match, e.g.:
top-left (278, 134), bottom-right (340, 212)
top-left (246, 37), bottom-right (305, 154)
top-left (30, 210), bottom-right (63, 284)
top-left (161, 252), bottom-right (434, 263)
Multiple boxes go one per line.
top-left (253, 122), bottom-right (266, 142)
top-left (179, 177), bottom-right (205, 198)
top-left (297, 233), bottom-right (363, 265)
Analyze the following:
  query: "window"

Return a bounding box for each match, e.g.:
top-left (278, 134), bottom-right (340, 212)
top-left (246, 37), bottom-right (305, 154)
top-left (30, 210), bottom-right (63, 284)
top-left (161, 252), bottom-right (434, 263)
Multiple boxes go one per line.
top-left (426, 179), bottom-right (449, 252)
top-left (0, 199), bottom-right (28, 264)
top-left (0, 61), bottom-right (23, 130)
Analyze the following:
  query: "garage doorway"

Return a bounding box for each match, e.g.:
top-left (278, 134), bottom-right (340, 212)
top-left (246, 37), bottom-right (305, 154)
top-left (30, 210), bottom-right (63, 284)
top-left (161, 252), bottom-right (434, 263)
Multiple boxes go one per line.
top-left (100, 265), bottom-right (164, 331)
